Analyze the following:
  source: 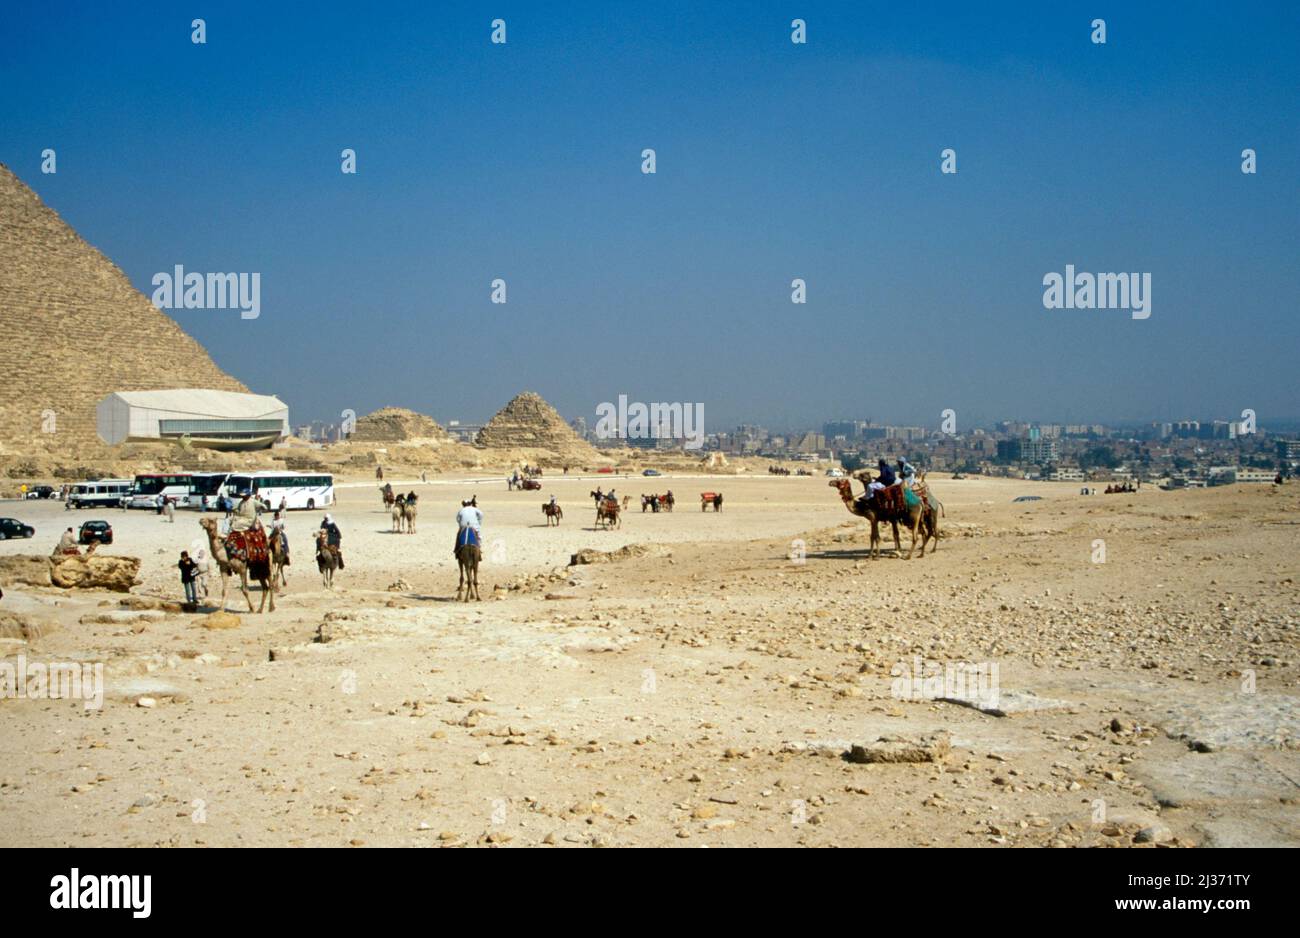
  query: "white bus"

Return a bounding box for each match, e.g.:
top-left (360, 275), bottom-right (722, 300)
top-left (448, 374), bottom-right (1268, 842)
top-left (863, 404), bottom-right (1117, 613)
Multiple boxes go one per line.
top-left (128, 473), bottom-right (194, 509)
top-left (227, 472), bottom-right (334, 511)
top-left (67, 479), bottom-right (133, 509)
top-left (184, 472), bottom-right (233, 510)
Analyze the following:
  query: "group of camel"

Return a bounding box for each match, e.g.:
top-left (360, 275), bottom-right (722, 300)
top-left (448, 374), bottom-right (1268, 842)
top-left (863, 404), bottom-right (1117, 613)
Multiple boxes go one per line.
top-left (390, 494), bottom-right (419, 533)
top-left (194, 471), bottom-right (946, 616)
top-left (828, 475), bottom-right (943, 559)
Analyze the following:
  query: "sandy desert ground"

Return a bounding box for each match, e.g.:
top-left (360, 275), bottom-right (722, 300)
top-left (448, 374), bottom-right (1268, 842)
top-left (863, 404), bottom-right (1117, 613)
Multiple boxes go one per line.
top-left (1, 472), bottom-right (1296, 848)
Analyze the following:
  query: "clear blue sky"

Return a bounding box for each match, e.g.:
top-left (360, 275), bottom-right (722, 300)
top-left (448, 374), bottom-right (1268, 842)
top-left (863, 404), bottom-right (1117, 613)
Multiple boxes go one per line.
top-left (4, 1), bottom-right (1298, 432)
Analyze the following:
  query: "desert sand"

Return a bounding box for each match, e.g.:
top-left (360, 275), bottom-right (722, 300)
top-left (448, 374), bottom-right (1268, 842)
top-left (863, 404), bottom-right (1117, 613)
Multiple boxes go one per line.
top-left (1, 472), bottom-right (1296, 847)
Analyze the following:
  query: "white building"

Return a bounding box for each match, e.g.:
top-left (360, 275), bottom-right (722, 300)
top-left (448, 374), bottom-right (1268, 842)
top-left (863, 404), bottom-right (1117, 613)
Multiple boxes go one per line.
top-left (96, 389), bottom-right (289, 451)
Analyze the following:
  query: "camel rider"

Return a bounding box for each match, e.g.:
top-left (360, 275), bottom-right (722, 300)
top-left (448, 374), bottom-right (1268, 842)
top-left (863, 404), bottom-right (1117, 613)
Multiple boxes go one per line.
top-left (54, 527), bottom-right (78, 556)
top-left (876, 460), bottom-right (897, 487)
top-left (456, 499), bottom-right (483, 553)
top-left (457, 499), bottom-right (483, 536)
top-left (897, 459), bottom-right (917, 487)
top-left (230, 490), bottom-right (260, 533)
top-left (320, 514), bottom-right (344, 568)
top-left (269, 510), bottom-right (289, 565)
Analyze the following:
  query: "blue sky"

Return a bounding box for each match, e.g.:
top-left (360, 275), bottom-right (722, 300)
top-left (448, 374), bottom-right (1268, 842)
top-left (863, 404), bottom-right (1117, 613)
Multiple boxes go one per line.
top-left (4, 1), bottom-right (1298, 431)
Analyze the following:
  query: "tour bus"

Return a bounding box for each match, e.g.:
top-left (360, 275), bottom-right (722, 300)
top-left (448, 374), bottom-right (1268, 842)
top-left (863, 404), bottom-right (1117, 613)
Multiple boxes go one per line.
top-left (66, 479), bottom-right (133, 509)
top-left (226, 472), bottom-right (334, 511)
top-left (127, 473), bottom-right (194, 509)
top-left (183, 472), bottom-right (233, 510)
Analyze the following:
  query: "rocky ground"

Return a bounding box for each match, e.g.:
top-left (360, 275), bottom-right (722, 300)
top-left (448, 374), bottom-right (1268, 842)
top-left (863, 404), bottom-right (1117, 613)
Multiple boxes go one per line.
top-left (1, 473), bottom-right (1296, 847)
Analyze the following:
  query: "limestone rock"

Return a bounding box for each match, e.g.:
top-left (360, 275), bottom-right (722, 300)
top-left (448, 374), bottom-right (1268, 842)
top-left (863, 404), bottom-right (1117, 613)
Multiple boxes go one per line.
top-left (202, 611), bottom-right (242, 630)
top-left (0, 555), bottom-right (53, 588)
top-left (845, 733), bottom-right (952, 765)
top-left (48, 554), bottom-right (140, 591)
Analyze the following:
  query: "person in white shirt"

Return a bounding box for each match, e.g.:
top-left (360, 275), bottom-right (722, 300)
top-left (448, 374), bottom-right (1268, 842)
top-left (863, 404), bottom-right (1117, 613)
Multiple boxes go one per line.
top-left (456, 499), bottom-right (483, 536)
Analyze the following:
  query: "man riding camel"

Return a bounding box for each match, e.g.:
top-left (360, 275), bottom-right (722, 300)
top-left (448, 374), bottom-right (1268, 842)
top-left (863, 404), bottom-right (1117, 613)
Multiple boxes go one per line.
top-left (231, 489), bottom-right (260, 533)
top-left (269, 510), bottom-right (290, 570)
top-left (320, 514), bottom-right (344, 569)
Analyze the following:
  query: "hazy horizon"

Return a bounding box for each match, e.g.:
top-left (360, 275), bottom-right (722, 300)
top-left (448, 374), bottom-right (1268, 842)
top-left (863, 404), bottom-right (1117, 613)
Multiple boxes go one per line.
top-left (4, 1), bottom-right (1298, 432)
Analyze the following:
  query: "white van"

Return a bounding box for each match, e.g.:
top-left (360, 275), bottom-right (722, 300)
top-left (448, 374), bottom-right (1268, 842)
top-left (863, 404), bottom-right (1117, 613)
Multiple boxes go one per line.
top-left (67, 479), bottom-right (133, 509)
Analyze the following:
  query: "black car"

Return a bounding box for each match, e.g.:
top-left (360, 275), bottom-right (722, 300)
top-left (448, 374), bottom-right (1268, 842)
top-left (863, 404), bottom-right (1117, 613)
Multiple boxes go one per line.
top-left (78, 520), bottom-right (113, 545)
top-left (0, 518), bottom-right (36, 539)
top-left (24, 485), bottom-right (56, 500)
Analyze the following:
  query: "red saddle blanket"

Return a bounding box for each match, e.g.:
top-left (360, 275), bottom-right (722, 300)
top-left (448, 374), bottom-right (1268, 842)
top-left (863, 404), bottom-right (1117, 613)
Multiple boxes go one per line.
top-left (873, 486), bottom-right (905, 514)
top-left (226, 529), bottom-right (269, 565)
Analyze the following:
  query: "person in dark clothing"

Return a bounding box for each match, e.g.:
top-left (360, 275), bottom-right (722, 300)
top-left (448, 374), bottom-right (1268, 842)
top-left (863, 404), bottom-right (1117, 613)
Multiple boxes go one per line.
top-left (876, 460), bottom-right (897, 487)
top-left (320, 514), bottom-right (344, 569)
top-left (178, 551), bottom-right (199, 605)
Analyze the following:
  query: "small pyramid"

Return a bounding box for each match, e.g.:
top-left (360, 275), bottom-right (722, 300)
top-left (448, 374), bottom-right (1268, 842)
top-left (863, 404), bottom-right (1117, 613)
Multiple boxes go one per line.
top-left (476, 391), bottom-right (598, 460)
top-left (349, 407), bottom-right (450, 442)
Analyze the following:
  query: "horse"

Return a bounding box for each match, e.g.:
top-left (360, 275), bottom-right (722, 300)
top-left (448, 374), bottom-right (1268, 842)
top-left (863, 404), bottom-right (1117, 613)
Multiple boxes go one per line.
top-left (543, 502), bottom-right (563, 526)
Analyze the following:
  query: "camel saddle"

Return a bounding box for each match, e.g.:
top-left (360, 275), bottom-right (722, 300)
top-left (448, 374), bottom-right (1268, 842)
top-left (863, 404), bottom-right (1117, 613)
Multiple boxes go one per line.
top-left (872, 485), bottom-right (906, 515)
top-left (225, 528), bottom-right (269, 565)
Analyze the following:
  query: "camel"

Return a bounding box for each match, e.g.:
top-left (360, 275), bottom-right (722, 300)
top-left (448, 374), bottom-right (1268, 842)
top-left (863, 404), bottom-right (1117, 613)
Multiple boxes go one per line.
top-left (700, 492), bottom-right (723, 511)
top-left (315, 528), bottom-right (338, 588)
top-left (199, 516), bottom-right (278, 612)
top-left (401, 498), bottom-right (418, 534)
top-left (828, 478), bottom-right (937, 559)
top-left (455, 540), bottom-right (481, 601)
top-left (596, 499), bottom-right (621, 529)
top-left (270, 528), bottom-right (289, 587)
top-left (542, 502), bottom-right (563, 526)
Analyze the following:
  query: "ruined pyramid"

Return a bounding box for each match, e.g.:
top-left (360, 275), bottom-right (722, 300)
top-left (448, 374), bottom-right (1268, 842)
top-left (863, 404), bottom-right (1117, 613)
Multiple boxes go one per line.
top-left (476, 391), bottom-right (601, 463)
top-left (349, 407), bottom-right (451, 443)
top-left (0, 163), bottom-right (247, 450)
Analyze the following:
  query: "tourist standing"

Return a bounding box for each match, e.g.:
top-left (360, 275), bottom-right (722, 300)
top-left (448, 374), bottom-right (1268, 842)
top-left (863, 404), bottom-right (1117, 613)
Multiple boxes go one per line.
top-left (178, 551), bottom-right (198, 605)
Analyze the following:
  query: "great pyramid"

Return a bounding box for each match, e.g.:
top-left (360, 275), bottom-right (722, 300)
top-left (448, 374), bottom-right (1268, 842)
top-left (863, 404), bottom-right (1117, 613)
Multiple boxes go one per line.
top-left (476, 391), bottom-right (601, 463)
top-left (349, 407), bottom-right (450, 442)
top-left (0, 163), bottom-right (247, 450)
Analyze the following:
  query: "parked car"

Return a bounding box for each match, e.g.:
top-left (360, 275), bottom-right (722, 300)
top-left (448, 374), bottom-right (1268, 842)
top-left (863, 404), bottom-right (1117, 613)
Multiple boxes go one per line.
top-left (78, 520), bottom-right (113, 545)
top-left (596, 467), bottom-right (614, 474)
top-left (642, 469), bottom-right (661, 477)
top-left (0, 518), bottom-right (35, 539)
top-left (23, 485), bottom-right (56, 500)
top-left (825, 468), bottom-right (845, 478)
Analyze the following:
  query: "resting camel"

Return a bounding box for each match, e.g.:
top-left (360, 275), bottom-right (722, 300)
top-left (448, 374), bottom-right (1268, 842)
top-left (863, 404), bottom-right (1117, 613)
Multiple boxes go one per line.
top-left (542, 502), bottom-right (563, 526)
top-left (315, 528), bottom-right (338, 588)
top-left (828, 478), bottom-right (937, 559)
top-left (199, 516), bottom-right (279, 612)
